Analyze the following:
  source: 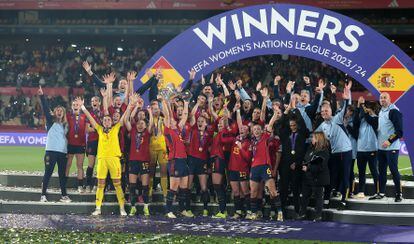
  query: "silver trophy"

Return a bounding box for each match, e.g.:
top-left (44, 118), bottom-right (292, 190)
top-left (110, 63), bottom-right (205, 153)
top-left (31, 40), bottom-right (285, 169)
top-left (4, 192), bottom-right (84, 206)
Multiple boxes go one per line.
top-left (159, 83), bottom-right (176, 100)
top-left (180, 90), bottom-right (193, 102)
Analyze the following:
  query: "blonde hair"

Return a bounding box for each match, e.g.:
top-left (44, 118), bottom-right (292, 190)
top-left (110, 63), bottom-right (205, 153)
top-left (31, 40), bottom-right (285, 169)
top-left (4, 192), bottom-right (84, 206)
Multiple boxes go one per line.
top-left (313, 132), bottom-right (329, 151)
top-left (53, 106), bottom-right (67, 124)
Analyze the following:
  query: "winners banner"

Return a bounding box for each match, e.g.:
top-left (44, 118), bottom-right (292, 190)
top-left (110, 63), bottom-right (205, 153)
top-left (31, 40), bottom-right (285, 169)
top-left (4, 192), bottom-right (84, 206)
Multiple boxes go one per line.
top-left (0, 132), bottom-right (47, 147)
top-left (134, 3), bottom-right (414, 172)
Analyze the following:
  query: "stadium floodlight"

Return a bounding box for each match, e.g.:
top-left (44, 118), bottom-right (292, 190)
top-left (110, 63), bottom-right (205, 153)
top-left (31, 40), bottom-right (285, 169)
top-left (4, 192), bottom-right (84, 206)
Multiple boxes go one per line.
top-left (71, 44), bottom-right (77, 48)
top-left (117, 47), bottom-right (123, 51)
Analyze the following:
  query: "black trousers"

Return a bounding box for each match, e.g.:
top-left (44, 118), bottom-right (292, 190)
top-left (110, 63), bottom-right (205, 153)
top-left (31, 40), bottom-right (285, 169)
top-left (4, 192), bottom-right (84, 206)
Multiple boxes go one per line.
top-left (324, 150), bottom-right (352, 201)
top-left (42, 151), bottom-right (67, 196)
top-left (301, 184), bottom-right (324, 218)
top-left (378, 150), bottom-right (401, 194)
top-left (357, 151), bottom-right (379, 194)
top-left (279, 164), bottom-right (301, 214)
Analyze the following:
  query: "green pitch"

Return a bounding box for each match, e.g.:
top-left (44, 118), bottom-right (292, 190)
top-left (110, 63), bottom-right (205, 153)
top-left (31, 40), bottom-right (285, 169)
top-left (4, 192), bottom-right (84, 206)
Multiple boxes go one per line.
top-left (0, 146), bottom-right (412, 175)
top-left (0, 229), bottom-right (356, 244)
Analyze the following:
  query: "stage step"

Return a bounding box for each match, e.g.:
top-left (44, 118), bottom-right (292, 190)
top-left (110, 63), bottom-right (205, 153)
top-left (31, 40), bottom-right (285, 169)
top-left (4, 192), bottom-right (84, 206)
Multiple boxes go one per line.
top-left (1, 200), bottom-right (414, 226)
top-left (2, 186), bottom-right (414, 212)
top-left (2, 173), bottom-right (414, 226)
top-left (0, 200), bottom-right (227, 216)
top-left (1, 174), bottom-right (414, 199)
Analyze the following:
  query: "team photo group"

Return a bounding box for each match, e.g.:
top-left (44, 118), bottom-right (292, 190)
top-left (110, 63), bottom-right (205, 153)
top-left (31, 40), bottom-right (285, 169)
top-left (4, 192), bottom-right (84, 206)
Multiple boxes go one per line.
top-left (39, 59), bottom-right (404, 222)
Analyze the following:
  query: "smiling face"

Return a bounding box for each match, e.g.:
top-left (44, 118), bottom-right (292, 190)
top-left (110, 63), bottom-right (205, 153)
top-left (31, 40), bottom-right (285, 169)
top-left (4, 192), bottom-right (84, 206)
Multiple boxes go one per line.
top-left (71, 100), bottom-right (80, 112)
top-left (217, 117), bottom-right (225, 131)
top-left (321, 104), bottom-right (332, 121)
top-left (136, 119), bottom-right (147, 132)
top-left (243, 100), bottom-right (252, 112)
top-left (300, 90), bottom-right (310, 105)
top-left (213, 96), bottom-right (223, 110)
top-left (54, 106), bottom-right (65, 120)
top-left (197, 116), bottom-right (207, 131)
top-left (150, 101), bottom-right (160, 116)
top-left (112, 112), bottom-right (121, 123)
top-left (252, 108), bottom-right (261, 121)
top-left (202, 86), bottom-right (213, 96)
top-left (103, 115), bottom-right (113, 129)
top-left (289, 120), bottom-right (298, 133)
top-left (380, 92), bottom-right (391, 108)
top-left (240, 125), bottom-right (250, 137)
top-left (118, 79), bottom-right (127, 92)
top-left (176, 106), bottom-right (184, 119)
top-left (91, 96), bottom-right (101, 109)
top-left (252, 124), bottom-right (263, 139)
top-left (138, 110), bottom-right (146, 121)
top-left (113, 96), bottom-right (122, 107)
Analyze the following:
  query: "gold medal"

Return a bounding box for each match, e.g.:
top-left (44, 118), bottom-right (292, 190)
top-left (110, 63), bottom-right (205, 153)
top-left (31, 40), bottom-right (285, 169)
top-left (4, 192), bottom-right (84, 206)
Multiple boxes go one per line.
top-left (199, 147), bottom-right (203, 152)
top-left (291, 150), bottom-right (295, 155)
top-left (75, 134), bottom-right (78, 138)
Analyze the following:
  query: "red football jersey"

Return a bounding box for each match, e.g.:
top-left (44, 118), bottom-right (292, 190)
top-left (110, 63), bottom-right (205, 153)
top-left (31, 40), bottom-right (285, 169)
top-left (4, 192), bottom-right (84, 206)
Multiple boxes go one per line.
top-left (109, 103), bottom-right (127, 116)
top-left (210, 130), bottom-right (226, 159)
top-left (187, 125), bottom-right (212, 160)
top-left (87, 108), bottom-right (103, 142)
top-left (268, 136), bottom-right (281, 168)
top-left (251, 132), bottom-right (271, 167)
top-left (67, 112), bottom-right (87, 146)
top-left (228, 136), bottom-right (252, 172)
top-left (129, 128), bottom-right (150, 162)
top-left (118, 126), bottom-right (128, 153)
top-left (164, 126), bottom-right (188, 160)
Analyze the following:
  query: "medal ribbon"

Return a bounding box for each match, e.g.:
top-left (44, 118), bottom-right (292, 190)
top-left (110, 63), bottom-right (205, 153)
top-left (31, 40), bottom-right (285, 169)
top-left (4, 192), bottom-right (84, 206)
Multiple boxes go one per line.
top-left (73, 112), bottom-right (80, 135)
top-left (135, 131), bottom-right (142, 151)
top-left (198, 130), bottom-right (206, 150)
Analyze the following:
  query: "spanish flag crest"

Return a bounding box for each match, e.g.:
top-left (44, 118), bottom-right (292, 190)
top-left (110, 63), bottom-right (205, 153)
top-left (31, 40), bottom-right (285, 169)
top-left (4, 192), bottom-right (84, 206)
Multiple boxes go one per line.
top-left (139, 56), bottom-right (185, 89)
top-left (368, 55), bottom-right (414, 103)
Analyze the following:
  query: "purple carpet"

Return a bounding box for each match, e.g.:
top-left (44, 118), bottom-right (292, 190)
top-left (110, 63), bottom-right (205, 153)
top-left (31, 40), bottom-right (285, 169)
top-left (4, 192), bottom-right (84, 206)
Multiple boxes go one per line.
top-left (1, 214), bottom-right (414, 242)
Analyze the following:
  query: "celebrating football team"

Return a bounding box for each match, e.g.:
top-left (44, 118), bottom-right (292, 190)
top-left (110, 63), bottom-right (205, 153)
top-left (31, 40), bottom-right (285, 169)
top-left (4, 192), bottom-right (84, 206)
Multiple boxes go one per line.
top-left (38, 60), bottom-right (404, 222)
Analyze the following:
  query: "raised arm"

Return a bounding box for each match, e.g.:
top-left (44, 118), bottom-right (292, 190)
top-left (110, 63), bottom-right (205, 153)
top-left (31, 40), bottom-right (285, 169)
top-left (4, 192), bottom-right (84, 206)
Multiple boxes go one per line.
top-left (190, 99), bottom-right (200, 126)
top-left (208, 96), bottom-right (218, 121)
top-left (238, 80), bottom-right (252, 101)
top-left (38, 86), bottom-right (53, 130)
top-left (267, 105), bottom-right (281, 133)
top-left (260, 87), bottom-right (268, 122)
top-left (161, 97), bottom-right (170, 127)
top-left (273, 75), bottom-right (281, 100)
top-left (178, 101), bottom-right (189, 129)
top-left (216, 73), bottom-right (230, 97)
top-left (82, 61), bottom-right (106, 89)
top-left (120, 94), bottom-right (137, 127)
top-left (124, 104), bottom-right (133, 132)
top-left (100, 88), bottom-right (109, 116)
top-left (303, 76), bottom-right (313, 99)
top-left (235, 103), bottom-right (243, 134)
top-left (333, 81), bottom-right (352, 124)
top-left (80, 98), bottom-right (98, 129)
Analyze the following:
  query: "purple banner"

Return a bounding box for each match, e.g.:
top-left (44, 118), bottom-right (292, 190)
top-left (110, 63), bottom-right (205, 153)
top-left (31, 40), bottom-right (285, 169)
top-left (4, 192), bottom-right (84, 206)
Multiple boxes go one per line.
top-left (0, 132), bottom-right (47, 147)
top-left (134, 3), bottom-right (414, 174)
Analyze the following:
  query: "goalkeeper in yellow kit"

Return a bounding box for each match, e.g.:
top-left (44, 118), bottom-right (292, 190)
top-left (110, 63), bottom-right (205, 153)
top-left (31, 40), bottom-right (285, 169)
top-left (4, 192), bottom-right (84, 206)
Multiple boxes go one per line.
top-left (80, 94), bottom-right (136, 216)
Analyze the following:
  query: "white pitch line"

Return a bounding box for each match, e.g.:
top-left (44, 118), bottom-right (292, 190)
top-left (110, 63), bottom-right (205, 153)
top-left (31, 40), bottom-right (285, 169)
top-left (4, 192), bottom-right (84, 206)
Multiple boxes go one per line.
top-left (136, 233), bottom-right (171, 243)
top-left (399, 167), bottom-right (412, 171)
